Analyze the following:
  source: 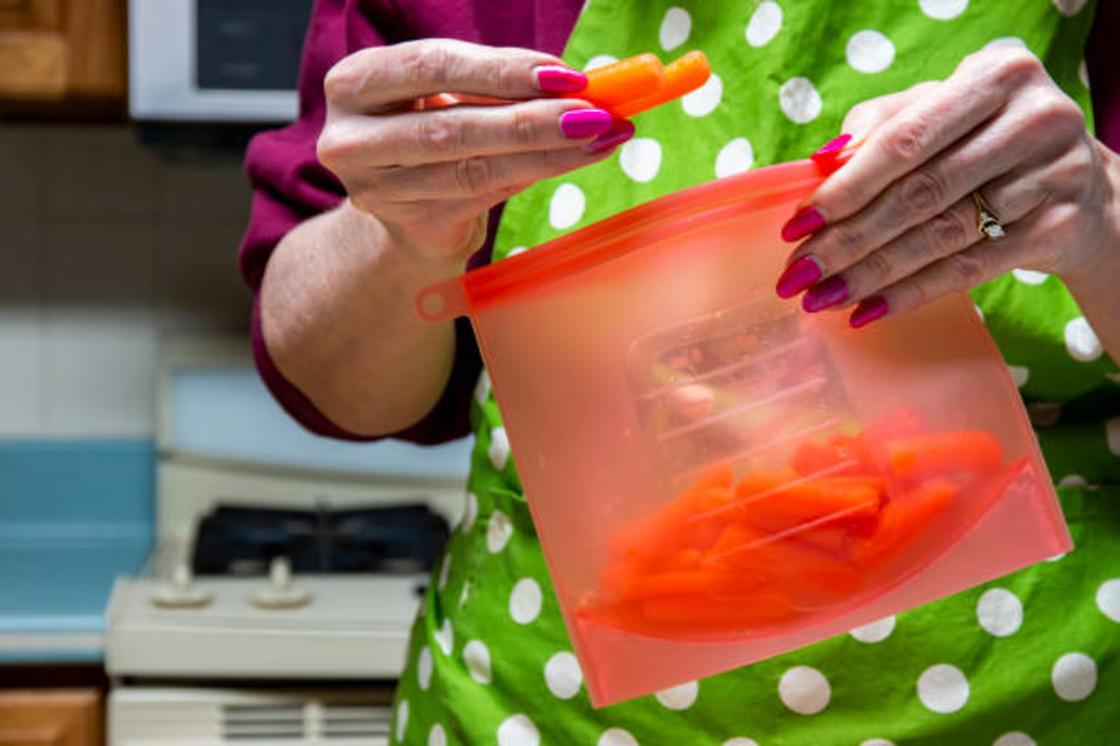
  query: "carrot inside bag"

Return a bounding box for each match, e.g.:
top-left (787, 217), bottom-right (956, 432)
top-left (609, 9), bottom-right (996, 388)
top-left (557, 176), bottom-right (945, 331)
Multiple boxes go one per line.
top-left (580, 415), bottom-right (1009, 639)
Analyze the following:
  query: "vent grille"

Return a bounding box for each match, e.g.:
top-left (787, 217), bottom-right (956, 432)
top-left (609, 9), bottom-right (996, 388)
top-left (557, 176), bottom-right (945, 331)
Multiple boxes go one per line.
top-left (220, 702), bottom-right (392, 742)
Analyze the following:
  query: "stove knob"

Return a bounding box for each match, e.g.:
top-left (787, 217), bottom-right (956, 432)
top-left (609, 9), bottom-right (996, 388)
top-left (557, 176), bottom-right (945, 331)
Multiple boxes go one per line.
top-left (251, 557), bottom-right (311, 610)
top-left (151, 563), bottom-right (212, 609)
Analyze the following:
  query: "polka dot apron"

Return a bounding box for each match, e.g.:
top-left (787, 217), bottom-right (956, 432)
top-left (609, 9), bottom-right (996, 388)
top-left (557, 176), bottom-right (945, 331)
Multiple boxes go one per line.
top-left (393, 2), bottom-right (1120, 744)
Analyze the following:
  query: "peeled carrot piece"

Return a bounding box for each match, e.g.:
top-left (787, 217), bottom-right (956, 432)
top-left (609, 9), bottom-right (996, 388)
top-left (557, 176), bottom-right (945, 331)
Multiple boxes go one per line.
top-left (612, 50), bottom-right (711, 118)
top-left (886, 430), bottom-right (1003, 482)
top-left (581, 53), bottom-right (664, 112)
top-left (791, 440), bottom-right (846, 476)
top-left (852, 477), bottom-right (960, 569)
top-left (741, 475), bottom-right (883, 534)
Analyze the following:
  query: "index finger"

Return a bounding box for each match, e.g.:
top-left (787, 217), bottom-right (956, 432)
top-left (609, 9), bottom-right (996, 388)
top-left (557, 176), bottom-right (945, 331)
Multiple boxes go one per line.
top-left (811, 48), bottom-right (1038, 225)
top-left (326, 39), bottom-right (577, 112)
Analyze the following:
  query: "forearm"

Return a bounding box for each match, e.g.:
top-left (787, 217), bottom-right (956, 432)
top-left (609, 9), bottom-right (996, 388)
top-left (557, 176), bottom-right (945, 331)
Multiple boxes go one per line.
top-left (259, 200), bottom-right (464, 436)
top-left (1063, 141), bottom-right (1120, 364)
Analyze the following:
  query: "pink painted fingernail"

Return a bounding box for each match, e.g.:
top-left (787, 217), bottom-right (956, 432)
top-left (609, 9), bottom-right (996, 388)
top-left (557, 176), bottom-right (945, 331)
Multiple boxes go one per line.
top-left (850, 296), bottom-right (889, 328)
top-left (811, 133), bottom-right (853, 162)
top-left (587, 119), bottom-right (635, 153)
top-left (775, 256), bottom-right (823, 299)
top-left (802, 276), bottom-right (849, 313)
top-left (560, 108), bottom-right (614, 138)
top-left (535, 65), bottom-right (588, 93)
top-left (781, 205), bottom-right (826, 242)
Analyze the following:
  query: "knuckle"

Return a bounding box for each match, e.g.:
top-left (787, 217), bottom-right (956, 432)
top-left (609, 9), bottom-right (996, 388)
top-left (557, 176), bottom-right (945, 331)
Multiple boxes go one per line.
top-left (415, 115), bottom-right (460, 155)
top-left (510, 108), bottom-right (539, 148)
top-left (927, 209), bottom-right (970, 250)
top-left (861, 250), bottom-right (894, 288)
top-left (945, 250), bottom-right (988, 288)
top-left (884, 116), bottom-right (930, 161)
top-left (830, 224), bottom-right (865, 263)
top-left (406, 44), bottom-right (452, 89)
top-left (322, 60), bottom-right (353, 102)
top-left (986, 47), bottom-right (1041, 91)
top-left (899, 168), bottom-right (947, 213)
top-left (455, 156), bottom-right (493, 194)
top-left (1029, 92), bottom-right (1084, 132)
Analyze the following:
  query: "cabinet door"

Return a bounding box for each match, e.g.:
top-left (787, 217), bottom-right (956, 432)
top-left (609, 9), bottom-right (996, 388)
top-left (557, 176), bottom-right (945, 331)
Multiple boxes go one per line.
top-left (0, 689), bottom-right (102, 746)
top-left (0, 0), bottom-right (123, 100)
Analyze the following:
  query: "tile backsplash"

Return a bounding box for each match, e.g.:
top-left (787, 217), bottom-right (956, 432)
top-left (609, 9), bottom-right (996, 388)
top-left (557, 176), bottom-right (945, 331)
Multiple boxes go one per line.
top-left (0, 125), bottom-right (253, 438)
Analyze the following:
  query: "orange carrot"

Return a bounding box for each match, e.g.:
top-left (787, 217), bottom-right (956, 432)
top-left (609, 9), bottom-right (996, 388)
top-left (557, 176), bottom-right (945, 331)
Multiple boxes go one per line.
top-left (616, 568), bottom-right (768, 601)
top-left (581, 53), bottom-right (664, 112)
top-left (612, 50), bottom-right (711, 118)
top-left (852, 477), bottom-right (960, 569)
top-left (740, 475), bottom-right (884, 533)
top-left (886, 430), bottom-right (1003, 482)
top-left (640, 591), bottom-right (795, 626)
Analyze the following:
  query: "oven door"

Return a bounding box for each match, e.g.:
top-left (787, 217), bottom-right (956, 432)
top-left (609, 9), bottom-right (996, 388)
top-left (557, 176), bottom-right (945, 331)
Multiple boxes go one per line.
top-left (129, 0), bottom-right (312, 122)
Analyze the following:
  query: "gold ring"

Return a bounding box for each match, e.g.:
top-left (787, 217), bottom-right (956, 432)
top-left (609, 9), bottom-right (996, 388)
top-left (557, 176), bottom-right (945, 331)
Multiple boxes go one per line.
top-left (973, 190), bottom-right (1005, 240)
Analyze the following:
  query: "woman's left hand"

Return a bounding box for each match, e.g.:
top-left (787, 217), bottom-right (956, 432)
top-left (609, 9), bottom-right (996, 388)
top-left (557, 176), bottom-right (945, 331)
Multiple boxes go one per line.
top-left (775, 45), bottom-right (1120, 329)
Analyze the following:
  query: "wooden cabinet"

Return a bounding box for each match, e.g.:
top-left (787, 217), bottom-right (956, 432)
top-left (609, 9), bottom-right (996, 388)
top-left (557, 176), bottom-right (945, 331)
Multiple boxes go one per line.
top-left (0, 690), bottom-right (102, 746)
top-left (0, 0), bottom-right (125, 103)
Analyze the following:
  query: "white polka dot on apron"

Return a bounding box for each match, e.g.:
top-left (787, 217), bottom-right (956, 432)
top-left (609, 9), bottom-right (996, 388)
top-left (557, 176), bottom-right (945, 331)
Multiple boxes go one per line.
top-left (723, 740), bottom-right (760, 746)
top-left (1064, 316), bottom-right (1102, 361)
top-left (1051, 652), bottom-right (1096, 701)
top-left (619, 137), bottom-right (662, 183)
top-left (473, 369), bottom-right (491, 404)
top-left (549, 183), bottom-right (585, 229)
top-left (584, 54), bottom-right (618, 71)
top-left (1095, 579), bottom-right (1120, 622)
top-left (986, 36), bottom-right (1029, 51)
top-left (497, 713), bottom-right (540, 746)
top-left (1008, 365), bottom-right (1029, 387)
top-left (917, 664), bottom-right (970, 713)
top-left (487, 509), bottom-right (513, 553)
top-left (919, 0), bottom-right (968, 20)
top-left (861, 740), bottom-right (895, 746)
top-left (459, 580), bottom-right (471, 606)
top-left (850, 615), bottom-right (896, 643)
top-left (976, 588), bottom-right (1023, 637)
top-left (658, 7), bottom-right (691, 51)
top-left (417, 646), bottom-right (433, 690)
top-left (429, 723), bottom-right (446, 746)
top-left (1058, 474), bottom-right (1087, 488)
top-left (715, 137), bottom-right (754, 178)
top-left (655, 680), bottom-right (698, 710)
top-left (598, 728), bottom-right (639, 746)
top-left (488, 426), bottom-right (511, 470)
top-left (461, 492), bottom-right (478, 533)
top-left (463, 639), bottom-right (492, 684)
top-left (681, 73), bottom-right (722, 117)
top-left (745, 1), bottom-right (782, 47)
top-left (1011, 268), bottom-right (1049, 285)
top-left (1105, 416), bottom-right (1120, 456)
top-left (779, 77), bottom-right (822, 124)
top-left (394, 699), bottom-right (409, 742)
top-left (509, 577), bottom-right (543, 624)
top-left (778, 666), bottom-right (831, 714)
top-left (1052, 0), bottom-right (1087, 17)
top-left (506, 246), bottom-right (528, 257)
top-left (544, 651), bottom-right (583, 699)
top-left (994, 732), bottom-right (1036, 746)
top-left (1078, 59), bottom-right (1090, 88)
top-left (434, 618), bottom-right (454, 656)
top-left (846, 30), bottom-right (896, 73)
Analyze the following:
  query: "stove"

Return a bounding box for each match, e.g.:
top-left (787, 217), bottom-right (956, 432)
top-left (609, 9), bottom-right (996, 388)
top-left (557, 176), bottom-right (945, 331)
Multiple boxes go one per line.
top-left (104, 338), bottom-right (472, 745)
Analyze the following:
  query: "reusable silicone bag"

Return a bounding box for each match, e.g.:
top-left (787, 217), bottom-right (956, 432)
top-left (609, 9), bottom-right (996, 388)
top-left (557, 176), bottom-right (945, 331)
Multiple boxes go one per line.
top-left (416, 154), bottom-right (1072, 707)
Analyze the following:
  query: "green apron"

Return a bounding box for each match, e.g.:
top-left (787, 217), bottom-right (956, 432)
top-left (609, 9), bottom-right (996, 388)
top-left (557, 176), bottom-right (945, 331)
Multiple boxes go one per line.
top-left (394, 2), bottom-right (1120, 743)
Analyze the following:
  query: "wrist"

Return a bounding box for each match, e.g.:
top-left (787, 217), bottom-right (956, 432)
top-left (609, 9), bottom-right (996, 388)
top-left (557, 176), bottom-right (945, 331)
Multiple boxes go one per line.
top-left (339, 199), bottom-right (470, 285)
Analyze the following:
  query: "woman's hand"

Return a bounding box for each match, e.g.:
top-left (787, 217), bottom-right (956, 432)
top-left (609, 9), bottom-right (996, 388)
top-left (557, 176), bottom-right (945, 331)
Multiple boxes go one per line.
top-left (775, 45), bottom-right (1120, 330)
top-left (316, 39), bottom-right (632, 266)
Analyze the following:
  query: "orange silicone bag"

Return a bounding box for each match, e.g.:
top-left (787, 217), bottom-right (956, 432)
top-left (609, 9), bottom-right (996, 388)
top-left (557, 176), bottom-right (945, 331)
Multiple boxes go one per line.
top-left (416, 156), bottom-right (1072, 707)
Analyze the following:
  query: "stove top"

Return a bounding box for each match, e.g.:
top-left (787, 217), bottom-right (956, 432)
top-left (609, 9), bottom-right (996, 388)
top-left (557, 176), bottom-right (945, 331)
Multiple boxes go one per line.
top-left (191, 503), bottom-right (450, 576)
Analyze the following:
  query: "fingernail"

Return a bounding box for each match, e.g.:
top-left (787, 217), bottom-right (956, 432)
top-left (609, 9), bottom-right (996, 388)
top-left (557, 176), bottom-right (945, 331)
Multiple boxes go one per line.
top-left (802, 276), bottom-right (849, 313)
top-left (775, 256), bottom-right (823, 299)
top-left (781, 205), bottom-right (826, 242)
top-left (587, 120), bottom-right (635, 153)
top-left (560, 108), bottom-right (614, 138)
top-left (850, 296), bottom-right (889, 328)
top-left (811, 133), bottom-right (853, 161)
top-left (535, 65), bottom-right (588, 93)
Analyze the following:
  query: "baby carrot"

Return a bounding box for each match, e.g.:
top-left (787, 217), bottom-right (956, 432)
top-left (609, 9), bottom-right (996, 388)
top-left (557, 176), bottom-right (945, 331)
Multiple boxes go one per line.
top-left (852, 477), bottom-right (960, 569)
top-left (581, 53), bottom-right (664, 113)
top-left (886, 430), bottom-right (1004, 482)
top-left (612, 50), bottom-right (711, 118)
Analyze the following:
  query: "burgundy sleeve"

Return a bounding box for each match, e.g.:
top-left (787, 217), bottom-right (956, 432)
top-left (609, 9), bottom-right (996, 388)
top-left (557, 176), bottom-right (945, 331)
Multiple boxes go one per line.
top-left (237, 0), bottom-right (487, 445)
top-left (1087, 2), bottom-right (1120, 152)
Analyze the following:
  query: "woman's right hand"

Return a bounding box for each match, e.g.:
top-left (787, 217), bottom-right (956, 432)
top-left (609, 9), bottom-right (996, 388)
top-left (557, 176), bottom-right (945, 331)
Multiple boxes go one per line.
top-left (317, 39), bottom-right (632, 265)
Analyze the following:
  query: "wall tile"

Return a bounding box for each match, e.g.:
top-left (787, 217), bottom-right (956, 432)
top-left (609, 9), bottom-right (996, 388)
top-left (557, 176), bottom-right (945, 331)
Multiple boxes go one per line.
top-left (44, 127), bottom-right (161, 220)
top-left (160, 159), bottom-right (252, 222)
top-left (0, 127), bottom-right (41, 218)
top-left (0, 311), bottom-right (44, 435)
top-left (156, 219), bottom-right (251, 334)
top-left (43, 222), bottom-right (156, 306)
top-left (43, 310), bottom-right (157, 437)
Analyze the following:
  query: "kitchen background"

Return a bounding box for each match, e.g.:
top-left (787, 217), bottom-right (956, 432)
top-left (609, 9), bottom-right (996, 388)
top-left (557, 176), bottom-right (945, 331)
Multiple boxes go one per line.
top-left (1, 2), bottom-right (466, 743)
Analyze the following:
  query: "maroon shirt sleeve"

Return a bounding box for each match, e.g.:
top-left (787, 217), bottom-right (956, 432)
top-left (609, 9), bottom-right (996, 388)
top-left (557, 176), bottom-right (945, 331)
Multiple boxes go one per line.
top-left (238, 0), bottom-right (583, 444)
top-left (1087, 1), bottom-right (1119, 153)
